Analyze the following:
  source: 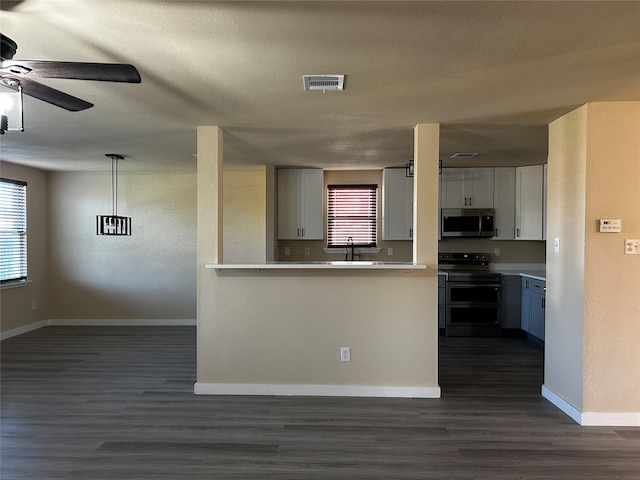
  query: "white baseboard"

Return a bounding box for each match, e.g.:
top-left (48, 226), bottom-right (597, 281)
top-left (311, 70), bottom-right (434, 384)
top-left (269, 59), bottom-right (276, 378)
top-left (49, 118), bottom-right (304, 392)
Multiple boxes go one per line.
top-left (542, 385), bottom-right (640, 426)
top-left (1, 318), bottom-right (196, 340)
top-left (0, 320), bottom-right (49, 340)
top-left (581, 412), bottom-right (640, 427)
top-left (194, 382), bottom-right (441, 399)
top-left (47, 318), bottom-right (197, 327)
top-left (541, 385), bottom-right (582, 424)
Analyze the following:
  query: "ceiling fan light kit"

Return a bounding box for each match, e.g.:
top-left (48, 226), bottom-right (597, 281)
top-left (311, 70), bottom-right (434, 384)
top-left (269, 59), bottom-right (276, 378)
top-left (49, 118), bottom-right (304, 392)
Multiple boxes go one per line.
top-left (97, 154), bottom-right (132, 236)
top-left (0, 82), bottom-right (23, 134)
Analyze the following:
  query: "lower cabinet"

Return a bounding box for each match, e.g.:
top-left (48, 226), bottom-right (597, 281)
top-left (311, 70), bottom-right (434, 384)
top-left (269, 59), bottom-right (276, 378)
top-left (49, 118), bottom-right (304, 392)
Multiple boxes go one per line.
top-left (521, 276), bottom-right (546, 342)
top-left (499, 275), bottom-right (522, 329)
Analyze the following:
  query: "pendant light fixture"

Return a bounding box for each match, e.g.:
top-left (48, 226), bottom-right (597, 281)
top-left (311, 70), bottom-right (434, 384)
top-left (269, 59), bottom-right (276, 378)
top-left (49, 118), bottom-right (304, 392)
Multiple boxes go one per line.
top-left (96, 154), bottom-right (131, 236)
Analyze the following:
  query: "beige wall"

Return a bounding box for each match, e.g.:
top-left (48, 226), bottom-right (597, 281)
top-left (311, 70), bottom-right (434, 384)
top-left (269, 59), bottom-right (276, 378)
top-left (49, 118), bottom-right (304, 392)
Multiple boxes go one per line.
top-left (46, 169), bottom-right (197, 320)
top-left (196, 125), bottom-right (440, 396)
top-left (223, 165), bottom-right (267, 263)
top-left (47, 167), bottom-right (196, 320)
top-left (0, 162), bottom-right (49, 333)
top-left (546, 102), bottom-right (640, 418)
top-left (582, 102), bottom-right (640, 413)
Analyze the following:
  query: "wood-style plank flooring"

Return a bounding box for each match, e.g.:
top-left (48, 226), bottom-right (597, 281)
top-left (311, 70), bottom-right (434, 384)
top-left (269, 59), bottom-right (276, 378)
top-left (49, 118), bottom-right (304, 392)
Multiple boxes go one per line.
top-left (2, 326), bottom-right (639, 479)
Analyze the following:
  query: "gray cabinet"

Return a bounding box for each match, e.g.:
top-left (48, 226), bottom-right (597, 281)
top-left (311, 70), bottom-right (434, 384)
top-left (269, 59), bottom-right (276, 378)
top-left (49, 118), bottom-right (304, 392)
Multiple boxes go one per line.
top-left (499, 274), bottom-right (522, 329)
top-left (382, 168), bottom-right (413, 240)
top-left (521, 276), bottom-right (545, 342)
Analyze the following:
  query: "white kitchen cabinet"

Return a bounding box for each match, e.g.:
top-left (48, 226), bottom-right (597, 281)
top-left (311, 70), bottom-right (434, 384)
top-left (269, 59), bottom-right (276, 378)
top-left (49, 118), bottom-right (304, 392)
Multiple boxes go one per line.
top-left (515, 164), bottom-right (545, 240)
top-left (277, 168), bottom-right (323, 240)
top-left (382, 168), bottom-right (413, 240)
top-left (521, 276), bottom-right (545, 342)
top-left (440, 168), bottom-right (494, 208)
top-left (493, 167), bottom-right (516, 240)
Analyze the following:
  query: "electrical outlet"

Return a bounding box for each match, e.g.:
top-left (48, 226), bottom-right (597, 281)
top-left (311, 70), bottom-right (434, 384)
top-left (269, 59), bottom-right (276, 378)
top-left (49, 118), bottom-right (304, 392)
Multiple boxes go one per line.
top-left (340, 347), bottom-right (351, 362)
top-left (284, 247), bottom-right (291, 256)
top-left (304, 247), bottom-right (311, 256)
top-left (387, 248), bottom-right (393, 256)
top-left (494, 247), bottom-right (500, 257)
top-left (554, 237), bottom-right (560, 253)
top-left (624, 239), bottom-right (639, 255)
top-left (31, 300), bottom-right (37, 310)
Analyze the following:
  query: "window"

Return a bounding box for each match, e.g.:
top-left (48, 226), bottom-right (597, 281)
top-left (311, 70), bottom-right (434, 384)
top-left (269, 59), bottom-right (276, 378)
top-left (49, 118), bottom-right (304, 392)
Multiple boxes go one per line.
top-left (327, 184), bottom-right (377, 247)
top-left (0, 178), bottom-right (27, 284)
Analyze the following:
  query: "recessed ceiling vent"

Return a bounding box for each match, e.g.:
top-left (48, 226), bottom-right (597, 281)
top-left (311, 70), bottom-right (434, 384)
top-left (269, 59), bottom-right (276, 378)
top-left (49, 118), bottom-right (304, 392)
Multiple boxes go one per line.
top-left (450, 152), bottom-right (479, 159)
top-left (303, 74), bottom-right (345, 92)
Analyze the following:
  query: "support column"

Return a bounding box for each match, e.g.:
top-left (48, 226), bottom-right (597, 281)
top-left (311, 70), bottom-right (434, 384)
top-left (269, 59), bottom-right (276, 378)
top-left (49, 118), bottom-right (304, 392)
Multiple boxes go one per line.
top-left (413, 123), bottom-right (440, 266)
top-left (197, 126), bottom-right (223, 264)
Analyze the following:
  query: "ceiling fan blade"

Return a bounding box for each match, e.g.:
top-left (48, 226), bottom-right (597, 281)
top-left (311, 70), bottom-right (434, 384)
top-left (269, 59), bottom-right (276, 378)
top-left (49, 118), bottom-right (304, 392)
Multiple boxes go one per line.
top-left (2, 60), bottom-right (141, 83)
top-left (3, 75), bottom-right (93, 111)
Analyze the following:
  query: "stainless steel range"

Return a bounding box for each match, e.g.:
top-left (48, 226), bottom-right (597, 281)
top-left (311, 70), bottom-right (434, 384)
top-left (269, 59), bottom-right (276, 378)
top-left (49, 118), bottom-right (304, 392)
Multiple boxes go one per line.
top-left (438, 252), bottom-right (502, 337)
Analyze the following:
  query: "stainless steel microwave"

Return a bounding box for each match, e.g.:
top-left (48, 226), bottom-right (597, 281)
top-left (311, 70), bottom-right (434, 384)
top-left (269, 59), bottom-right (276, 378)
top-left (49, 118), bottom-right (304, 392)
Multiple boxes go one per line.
top-left (441, 208), bottom-right (496, 237)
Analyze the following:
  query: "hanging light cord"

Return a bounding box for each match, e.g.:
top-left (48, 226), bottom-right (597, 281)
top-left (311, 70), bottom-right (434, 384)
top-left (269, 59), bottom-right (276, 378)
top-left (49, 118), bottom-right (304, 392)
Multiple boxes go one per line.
top-left (106, 154), bottom-right (124, 217)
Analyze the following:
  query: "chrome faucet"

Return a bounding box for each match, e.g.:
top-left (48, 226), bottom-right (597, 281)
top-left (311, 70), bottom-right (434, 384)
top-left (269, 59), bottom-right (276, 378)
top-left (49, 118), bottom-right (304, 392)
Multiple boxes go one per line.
top-left (346, 237), bottom-right (356, 261)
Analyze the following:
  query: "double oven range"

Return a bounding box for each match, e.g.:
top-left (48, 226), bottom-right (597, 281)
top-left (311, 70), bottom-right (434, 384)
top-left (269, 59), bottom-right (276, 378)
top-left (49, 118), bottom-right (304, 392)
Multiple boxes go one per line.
top-left (439, 252), bottom-right (502, 337)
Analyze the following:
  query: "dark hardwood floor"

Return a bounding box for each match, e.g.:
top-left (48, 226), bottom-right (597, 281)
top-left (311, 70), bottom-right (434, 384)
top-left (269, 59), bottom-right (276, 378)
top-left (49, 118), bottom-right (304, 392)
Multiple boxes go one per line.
top-left (2, 326), bottom-right (639, 479)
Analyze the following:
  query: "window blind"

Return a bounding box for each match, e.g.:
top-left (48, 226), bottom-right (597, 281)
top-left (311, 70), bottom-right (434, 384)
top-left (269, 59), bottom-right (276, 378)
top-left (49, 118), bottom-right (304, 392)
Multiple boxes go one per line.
top-left (0, 178), bottom-right (27, 283)
top-left (327, 184), bottom-right (377, 247)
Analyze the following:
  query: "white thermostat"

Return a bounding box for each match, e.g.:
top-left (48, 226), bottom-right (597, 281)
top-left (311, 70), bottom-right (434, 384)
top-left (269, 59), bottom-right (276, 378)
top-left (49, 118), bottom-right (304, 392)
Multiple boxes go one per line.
top-left (599, 219), bottom-right (621, 233)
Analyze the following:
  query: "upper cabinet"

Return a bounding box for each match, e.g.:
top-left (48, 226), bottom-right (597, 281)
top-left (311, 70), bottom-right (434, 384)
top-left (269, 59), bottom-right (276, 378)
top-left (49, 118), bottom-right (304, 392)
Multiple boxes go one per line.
top-left (382, 168), bottom-right (413, 240)
top-left (515, 164), bottom-right (545, 240)
top-left (441, 168), bottom-right (494, 208)
top-left (277, 168), bottom-right (323, 240)
top-left (493, 167), bottom-right (516, 240)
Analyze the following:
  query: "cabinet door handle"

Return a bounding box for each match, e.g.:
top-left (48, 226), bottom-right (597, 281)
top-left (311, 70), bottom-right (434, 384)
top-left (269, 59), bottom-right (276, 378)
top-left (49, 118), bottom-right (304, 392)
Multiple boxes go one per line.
top-left (542, 298), bottom-right (545, 309)
top-left (297, 228), bottom-right (300, 237)
top-left (468, 197), bottom-right (472, 206)
top-left (409, 228), bottom-right (413, 238)
top-left (301, 228), bottom-right (305, 238)
top-left (516, 228), bottom-right (520, 237)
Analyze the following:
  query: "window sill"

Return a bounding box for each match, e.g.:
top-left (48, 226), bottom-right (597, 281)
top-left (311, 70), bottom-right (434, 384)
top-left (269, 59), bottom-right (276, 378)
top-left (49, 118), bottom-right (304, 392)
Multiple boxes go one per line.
top-left (323, 247), bottom-right (382, 255)
top-left (1, 280), bottom-right (31, 290)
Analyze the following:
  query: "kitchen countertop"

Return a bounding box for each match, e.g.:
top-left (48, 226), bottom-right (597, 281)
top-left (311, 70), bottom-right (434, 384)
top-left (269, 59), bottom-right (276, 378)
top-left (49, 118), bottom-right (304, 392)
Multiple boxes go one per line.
top-left (491, 264), bottom-right (546, 281)
top-left (206, 262), bottom-right (429, 270)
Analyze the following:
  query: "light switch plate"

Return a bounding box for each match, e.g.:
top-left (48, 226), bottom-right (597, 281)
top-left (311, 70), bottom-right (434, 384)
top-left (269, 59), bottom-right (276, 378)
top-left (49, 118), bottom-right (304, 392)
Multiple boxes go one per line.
top-left (624, 239), bottom-right (639, 255)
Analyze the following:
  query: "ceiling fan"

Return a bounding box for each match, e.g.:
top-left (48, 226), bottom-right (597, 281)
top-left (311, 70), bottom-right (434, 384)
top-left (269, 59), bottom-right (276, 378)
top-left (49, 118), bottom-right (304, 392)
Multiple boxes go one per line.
top-left (0, 33), bottom-right (141, 112)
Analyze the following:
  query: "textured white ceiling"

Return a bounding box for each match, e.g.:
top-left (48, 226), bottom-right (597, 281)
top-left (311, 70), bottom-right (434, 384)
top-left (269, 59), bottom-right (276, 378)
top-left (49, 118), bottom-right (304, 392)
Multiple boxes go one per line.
top-left (1, 0), bottom-right (639, 171)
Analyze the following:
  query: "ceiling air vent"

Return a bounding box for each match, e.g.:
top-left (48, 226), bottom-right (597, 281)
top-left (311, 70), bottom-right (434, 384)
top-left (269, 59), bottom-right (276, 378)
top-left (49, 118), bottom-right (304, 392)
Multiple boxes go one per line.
top-left (303, 74), bottom-right (345, 92)
top-left (450, 152), bottom-right (479, 159)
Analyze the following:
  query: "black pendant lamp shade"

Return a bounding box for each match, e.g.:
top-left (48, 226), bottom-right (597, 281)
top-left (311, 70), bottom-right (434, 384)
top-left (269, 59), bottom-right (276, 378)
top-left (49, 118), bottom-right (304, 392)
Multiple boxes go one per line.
top-left (97, 154), bottom-right (131, 236)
